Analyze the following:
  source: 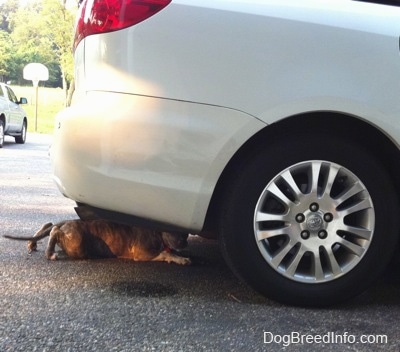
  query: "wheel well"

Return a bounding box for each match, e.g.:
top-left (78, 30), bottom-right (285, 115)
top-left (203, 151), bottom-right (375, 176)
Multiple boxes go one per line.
top-left (0, 114), bottom-right (5, 125)
top-left (202, 112), bottom-right (400, 236)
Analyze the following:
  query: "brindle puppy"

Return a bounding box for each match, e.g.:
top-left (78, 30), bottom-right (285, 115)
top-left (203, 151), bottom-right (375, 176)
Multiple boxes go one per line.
top-left (4, 219), bottom-right (191, 265)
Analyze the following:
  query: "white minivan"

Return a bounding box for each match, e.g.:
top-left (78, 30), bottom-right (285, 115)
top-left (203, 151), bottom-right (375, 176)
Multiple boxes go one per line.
top-left (51, 0), bottom-right (400, 306)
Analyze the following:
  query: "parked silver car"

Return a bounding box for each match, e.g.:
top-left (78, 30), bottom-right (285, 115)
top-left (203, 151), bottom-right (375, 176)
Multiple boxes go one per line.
top-left (51, 0), bottom-right (400, 306)
top-left (0, 82), bottom-right (28, 147)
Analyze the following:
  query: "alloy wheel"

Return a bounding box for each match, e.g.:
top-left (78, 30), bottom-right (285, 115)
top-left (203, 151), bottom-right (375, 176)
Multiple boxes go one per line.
top-left (254, 160), bottom-right (374, 283)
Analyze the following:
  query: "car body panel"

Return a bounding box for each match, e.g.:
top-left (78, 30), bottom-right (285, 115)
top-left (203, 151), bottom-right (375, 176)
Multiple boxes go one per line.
top-left (53, 93), bottom-right (265, 229)
top-left (80, 0), bottom-right (400, 133)
top-left (52, 0), bottom-right (400, 230)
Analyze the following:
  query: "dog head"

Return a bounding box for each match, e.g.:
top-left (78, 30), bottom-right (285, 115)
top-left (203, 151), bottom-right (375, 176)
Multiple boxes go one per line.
top-left (161, 232), bottom-right (189, 251)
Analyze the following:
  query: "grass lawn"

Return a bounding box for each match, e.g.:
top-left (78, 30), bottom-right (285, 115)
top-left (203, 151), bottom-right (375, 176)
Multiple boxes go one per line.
top-left (13, 85), bottom-right (66, 135)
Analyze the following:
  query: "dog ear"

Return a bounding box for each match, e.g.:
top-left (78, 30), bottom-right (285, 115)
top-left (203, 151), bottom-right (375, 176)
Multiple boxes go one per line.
top-left (161, 232), bottom-right (189, 250)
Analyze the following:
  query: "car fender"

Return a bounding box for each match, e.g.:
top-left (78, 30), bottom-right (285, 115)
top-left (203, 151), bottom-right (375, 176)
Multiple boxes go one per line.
top-left (51, 92), bottom-right (266, 230)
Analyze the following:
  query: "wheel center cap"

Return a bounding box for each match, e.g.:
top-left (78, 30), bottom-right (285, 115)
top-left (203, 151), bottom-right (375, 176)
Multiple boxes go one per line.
top-left (306, 214), bottom-right (324, 231)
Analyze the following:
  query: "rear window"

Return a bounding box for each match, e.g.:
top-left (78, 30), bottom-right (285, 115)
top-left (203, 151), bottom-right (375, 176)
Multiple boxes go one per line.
top-left (0, 86), bottom-right (4, 98)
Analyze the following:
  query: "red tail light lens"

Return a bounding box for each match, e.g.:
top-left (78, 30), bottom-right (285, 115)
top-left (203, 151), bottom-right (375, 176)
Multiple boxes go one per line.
top-left (74, 0), bottom-right (171, 50)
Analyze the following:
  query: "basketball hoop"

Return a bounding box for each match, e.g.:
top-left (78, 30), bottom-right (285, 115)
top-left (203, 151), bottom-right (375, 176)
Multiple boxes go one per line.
top-left (23, 63), bottom-right (49, 131)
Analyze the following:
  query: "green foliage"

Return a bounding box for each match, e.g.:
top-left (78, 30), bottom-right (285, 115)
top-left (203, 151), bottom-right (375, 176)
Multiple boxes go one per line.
top-left (0, 30), bottom-right (14, 81)
top-left (0, 0), bottom-right (18, 32)
top-left (1, 0), bottom-right (76, 95)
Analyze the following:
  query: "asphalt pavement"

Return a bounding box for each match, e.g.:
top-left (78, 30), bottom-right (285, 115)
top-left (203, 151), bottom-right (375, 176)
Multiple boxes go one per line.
top-left (0, 133), bottom-right (399, 351)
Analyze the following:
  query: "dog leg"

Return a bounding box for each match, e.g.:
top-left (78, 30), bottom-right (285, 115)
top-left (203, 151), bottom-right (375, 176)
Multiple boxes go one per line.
top-left (152, 251), bottom-right (191, 265)
top-left (28, 222), bottom-right (53, 253)
top-left (45, 226), bottom-right (61, 260)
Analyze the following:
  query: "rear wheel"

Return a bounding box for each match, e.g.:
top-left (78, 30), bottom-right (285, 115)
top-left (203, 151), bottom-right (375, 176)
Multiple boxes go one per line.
top-left (219, 132), bottom-right (399, 306)
top-left (15, 119), bottom-right (27, 144)
top-left (0, 120), bottom-right (4, 148)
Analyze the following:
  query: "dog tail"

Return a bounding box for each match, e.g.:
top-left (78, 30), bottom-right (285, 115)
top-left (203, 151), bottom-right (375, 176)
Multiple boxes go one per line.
top-left (3, 221), bottom-right (63, 242)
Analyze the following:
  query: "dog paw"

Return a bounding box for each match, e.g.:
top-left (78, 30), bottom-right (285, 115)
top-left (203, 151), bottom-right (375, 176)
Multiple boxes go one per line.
top-left (27, 242), bottom-right (37, 252)
top-left (46, 253), bottom-right (58, 261)
top-left (153, 251), bottom-right (192, 265)
top-left (176, 256), bottom-right (192, 265)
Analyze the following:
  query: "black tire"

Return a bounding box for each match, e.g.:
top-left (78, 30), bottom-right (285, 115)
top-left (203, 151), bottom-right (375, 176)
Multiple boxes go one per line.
top-left (0, 119), bottom-right (4, 148)
top-left (219, 131), bottom-right (399, 306)
top-left (15, 119), bottom-right (27, 144)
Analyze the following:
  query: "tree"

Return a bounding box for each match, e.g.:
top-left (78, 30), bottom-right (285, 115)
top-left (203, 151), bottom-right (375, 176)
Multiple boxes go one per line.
top-left (0, 30), bottom-right (13, 81)
top-left (6, 0), bottom-right (76, 104)
top-left (0, 0), bottom-right (19, 82)
top-left (0, 0), bottom-right (18, 32)
top-left (40, 0), bottom-right (76, 106)
top-left (9, 0), bottom-right (61, 85)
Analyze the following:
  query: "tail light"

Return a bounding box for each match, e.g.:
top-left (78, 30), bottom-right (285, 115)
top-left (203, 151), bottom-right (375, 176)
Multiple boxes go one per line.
top-left (74, 0), bottom-right (171, 50)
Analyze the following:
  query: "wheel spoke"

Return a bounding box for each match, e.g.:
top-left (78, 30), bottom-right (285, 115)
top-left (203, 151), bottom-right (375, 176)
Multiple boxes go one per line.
top-left (255, 211), bottom-right (287, 222)
top-left (310, 162), bottom-right (322, 195)
top-left (324, 246), bottom-right (343, 276)
top-left (256, 228), bottom-right (287, 241)
top-left (336, 236), bottom-right (365, 257)
top-left (320, 164), bottom-right (340, 198)
top-left (270, 241), bottom-right (297, 268)
top-left (255, 211), bottom-right (291, 241)
top-left (335, 181), bottom-right (365, 206)
top-left (341, 224), bottom-right (372, 240)
top-left (267, 182), bottom-right (294, 208)
top-left (339, 197), bottom-right (372, 217)
top-left (285, 247), bottom-right (305, 277)
top-left (280, 169), bottom-right (303, 201)
top-left (313, 252), bottom-right (325, 281)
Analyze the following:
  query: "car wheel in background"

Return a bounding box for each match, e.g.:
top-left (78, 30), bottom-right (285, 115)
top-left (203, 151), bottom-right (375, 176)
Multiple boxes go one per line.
top-left (0, 120), bottom-right (4, 148)
top-left (219, 132), bottom-right (399, 306)
top-left (15, 119), bottom-right (27, 144)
